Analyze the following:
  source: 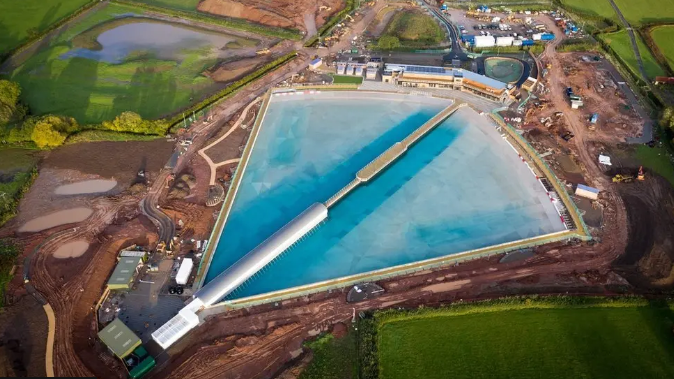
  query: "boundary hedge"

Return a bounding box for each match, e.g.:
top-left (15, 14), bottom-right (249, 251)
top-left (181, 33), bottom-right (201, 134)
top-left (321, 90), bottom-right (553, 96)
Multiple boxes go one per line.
top-left (167, 51), bottom-right (298, 129)
top-left (0, 0), bottom-right (98, 64)
top-left (112, 0), bottom-right (302, 40)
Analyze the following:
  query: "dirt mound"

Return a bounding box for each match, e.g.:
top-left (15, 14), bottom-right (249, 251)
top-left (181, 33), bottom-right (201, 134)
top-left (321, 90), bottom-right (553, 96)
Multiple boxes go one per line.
top-left (205, 56), bottom-right (270, 82)
top-left (197, 0), bottom-right (344, 31)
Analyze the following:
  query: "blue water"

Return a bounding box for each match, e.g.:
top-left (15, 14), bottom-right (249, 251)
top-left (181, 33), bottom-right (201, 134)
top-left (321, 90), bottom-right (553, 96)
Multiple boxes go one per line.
top-left (62, 21), bottom-right (239, 63)
top-left (206, 93), bottom-right (564, 300)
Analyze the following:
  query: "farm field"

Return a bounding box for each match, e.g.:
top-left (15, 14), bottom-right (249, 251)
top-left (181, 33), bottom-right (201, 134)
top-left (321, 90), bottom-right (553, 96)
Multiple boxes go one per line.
top-left (636, 145), bottom-right (674, 187)
top-left (650, 25), bottom-right (674, 72)
top-left (599, 30), bottom-right (665, 80)
top-left (0, 0), bottom-right (91, 54)
top-left (299, 332), bottom-right (357, 379)
top-left (613, 0), bottom-right (674, 26)
top-left (7, 2), bottom-right (263, 124)
top-left (560, 0), bottom-right (616, 20)
top-left (377, 303), bottom-right (674, 379)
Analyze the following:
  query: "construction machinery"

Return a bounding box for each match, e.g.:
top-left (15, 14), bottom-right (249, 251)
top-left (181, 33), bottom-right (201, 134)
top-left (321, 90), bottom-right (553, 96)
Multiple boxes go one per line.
top-left (612, 174), bottom-right (634, 183)
top-left (637, 166), bottom-right (645, 181)
top-left (256, 48), bottom-right (270, 55)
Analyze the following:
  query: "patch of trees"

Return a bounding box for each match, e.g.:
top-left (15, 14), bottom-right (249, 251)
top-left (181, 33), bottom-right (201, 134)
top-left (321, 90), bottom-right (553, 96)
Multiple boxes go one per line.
top-left (660, 107), bottom-right (674, 142)
top-left (1, 80), bottom-right (169, 149)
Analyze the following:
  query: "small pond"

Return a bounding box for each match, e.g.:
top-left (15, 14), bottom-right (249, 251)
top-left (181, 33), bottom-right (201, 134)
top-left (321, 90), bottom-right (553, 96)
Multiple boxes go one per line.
top-left (62, 20), bottom-right (255, 63)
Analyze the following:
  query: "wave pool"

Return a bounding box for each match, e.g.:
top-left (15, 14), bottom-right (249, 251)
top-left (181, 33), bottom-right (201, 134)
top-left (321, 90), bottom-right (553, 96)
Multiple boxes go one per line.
top-left (205, 92), bottom-right (565, 301)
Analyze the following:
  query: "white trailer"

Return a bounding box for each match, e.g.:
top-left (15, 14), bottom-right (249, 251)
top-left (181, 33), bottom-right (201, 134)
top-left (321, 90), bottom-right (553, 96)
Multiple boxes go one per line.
top-left (176, 258), bottom-right (194, 285)
top-left (474, 35), bottom-right (496, 48)
top-left (496, 36), bottom-right (514, 46)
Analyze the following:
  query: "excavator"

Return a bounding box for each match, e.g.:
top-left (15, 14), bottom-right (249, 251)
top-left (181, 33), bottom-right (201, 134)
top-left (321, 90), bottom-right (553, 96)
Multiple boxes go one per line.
top-left (612, 166), bottom-right (645, 183)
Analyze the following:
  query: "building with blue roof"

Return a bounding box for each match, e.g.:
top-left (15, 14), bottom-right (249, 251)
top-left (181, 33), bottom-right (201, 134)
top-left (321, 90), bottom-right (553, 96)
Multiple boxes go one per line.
top-left (381, 63), bottom-right (511, 102)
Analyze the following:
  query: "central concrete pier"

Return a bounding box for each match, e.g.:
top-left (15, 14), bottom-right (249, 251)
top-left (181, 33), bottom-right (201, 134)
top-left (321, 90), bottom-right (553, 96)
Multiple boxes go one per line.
top-left (325, 101), bottom-right (465, 208)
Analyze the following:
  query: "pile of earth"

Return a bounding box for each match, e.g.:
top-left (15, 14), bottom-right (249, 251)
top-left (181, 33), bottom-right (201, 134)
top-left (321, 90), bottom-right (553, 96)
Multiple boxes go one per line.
top-left (197, 0), bottom-right (344, 31)
top-left (168, 174), bottom-right (197, 199)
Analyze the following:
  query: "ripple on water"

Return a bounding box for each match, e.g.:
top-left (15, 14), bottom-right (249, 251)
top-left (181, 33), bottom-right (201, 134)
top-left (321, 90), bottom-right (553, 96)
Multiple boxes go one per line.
top-left (19, 207), bottom-right (93, 233)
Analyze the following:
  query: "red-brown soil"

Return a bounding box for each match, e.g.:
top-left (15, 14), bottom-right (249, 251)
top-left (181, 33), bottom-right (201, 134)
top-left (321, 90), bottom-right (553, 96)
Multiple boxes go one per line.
top-left (197, 0), bottom-right (344, 31)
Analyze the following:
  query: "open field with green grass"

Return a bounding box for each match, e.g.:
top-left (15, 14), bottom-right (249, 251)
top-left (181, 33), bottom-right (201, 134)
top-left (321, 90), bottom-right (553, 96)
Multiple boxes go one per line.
top-left (613, 0), bottom-right (674, 26)
top-left (560, 0), bottom-right (616, 20)
top-left (636, 145), bottom-right (674, 187)
top-left (600, 30), bottom-right (666, 80)
top-left (7, 2), bottom-right (262, 124)
top-left (381, 11), bottom-right (444, 48)
top-left (377, 300), bottom-right (674, 379)
top-left (332, 75), bottom-right (363, 84)
top-left (0, 0), bottom-right (92, 54)
top-left (650, 25), bottom-right (674, 72)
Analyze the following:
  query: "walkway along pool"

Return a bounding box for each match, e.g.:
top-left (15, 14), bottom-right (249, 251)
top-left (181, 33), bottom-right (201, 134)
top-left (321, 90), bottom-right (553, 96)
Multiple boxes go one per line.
top-left (198, 91), bottom-right (572, 305)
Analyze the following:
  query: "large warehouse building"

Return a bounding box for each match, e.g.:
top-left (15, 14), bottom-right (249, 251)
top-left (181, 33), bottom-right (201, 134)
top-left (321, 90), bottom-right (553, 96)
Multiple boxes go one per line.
top-left (382, 63), bottom-right (511, 102)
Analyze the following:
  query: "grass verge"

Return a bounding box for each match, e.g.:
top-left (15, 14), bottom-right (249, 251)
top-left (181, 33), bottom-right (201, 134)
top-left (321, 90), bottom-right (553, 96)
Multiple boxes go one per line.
top-left (65, 130), bottom-right (163, 144)
top-left (300, 332), bottom-right (358, 379)
top-left (0, 240), bottom-right (20, 307)
top-left (0, 148), bottom-right (38, 227)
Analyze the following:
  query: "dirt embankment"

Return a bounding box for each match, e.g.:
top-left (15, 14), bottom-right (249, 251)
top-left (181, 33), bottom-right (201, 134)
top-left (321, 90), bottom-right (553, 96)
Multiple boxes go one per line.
top-left (197, 0), bottom-right (344, 32)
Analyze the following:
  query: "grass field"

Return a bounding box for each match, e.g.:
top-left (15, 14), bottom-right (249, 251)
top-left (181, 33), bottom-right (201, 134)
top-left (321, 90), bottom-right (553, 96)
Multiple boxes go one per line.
top-left (0, 0), bottom-right (92, 54)
top-left (378, 303), bottom-right (674, 379)
top-left (382, 11), bottom-right (444, 47)
top-left (613, 0), bottom-right (674, 26)
top-left (636, 145), bottom-right (674, 187)
top-left (7, 2), bottom-right (245, 124)
top-left (332, 75), bottom-right (364, 84)
top-left (650, 25), bottom-right (674, 72)
top-left (600, 30), bottom-right (666, 80)
top-left (560, 0), bottom-right (616, 20)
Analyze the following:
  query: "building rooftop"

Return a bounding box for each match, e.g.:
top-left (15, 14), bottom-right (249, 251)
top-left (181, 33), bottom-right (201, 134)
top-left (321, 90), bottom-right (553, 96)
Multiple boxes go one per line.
top-left (383, 63), bottom-right (508, 90)
top-left (577, 184), bottom-right (600, 194)
top-left (107, 256), bottom-right (143, 289)
top-left (98, 318), bottom-right (142, 358)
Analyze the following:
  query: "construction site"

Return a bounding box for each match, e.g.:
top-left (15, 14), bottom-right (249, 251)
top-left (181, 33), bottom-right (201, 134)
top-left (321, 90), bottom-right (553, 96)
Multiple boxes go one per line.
top-left (1, 0), bottom-right (674, 378)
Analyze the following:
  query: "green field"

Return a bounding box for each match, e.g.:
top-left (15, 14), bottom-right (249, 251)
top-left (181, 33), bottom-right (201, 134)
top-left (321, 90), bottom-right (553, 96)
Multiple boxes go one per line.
top-left (613, 0), bottom-right (674, 26)
top-left (382, 11), bottom-right (444, 47)
top-left (560, 0), bottom-right (616, 20)
top-left (0, 0), bottom-right (92, 54)
top-left (650, 25), bottom-right (674, 72)
top-left (636, 145), bottom-right (674, 187)
top-left (332, 75), bottom-right (364, 84)
top-left (377, 302), bottom-right (674, 379)
top-left (7, 2), bottom-right (251, 124)
top-left (600, 30), bottom-right (666, 80)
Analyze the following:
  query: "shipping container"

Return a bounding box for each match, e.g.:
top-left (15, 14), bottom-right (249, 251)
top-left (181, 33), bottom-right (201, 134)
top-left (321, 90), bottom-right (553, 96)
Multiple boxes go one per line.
top-left (532, 33), bottom-right (543, 41)
top-left (541, 33), bottom-right (555, 41)
top-left (512, 39), bottom-right (523, 46)
top-left (521, 39), bottom-right (534, 46)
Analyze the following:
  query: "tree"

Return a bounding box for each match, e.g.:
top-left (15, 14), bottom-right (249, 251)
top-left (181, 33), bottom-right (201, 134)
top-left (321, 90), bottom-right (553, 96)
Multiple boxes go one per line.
top-left (29, 115), bottom-right (77, 148)
top-left (0, 80), bottom-right (23, 125)
top-left (377, 35), bottom-right (401, 50)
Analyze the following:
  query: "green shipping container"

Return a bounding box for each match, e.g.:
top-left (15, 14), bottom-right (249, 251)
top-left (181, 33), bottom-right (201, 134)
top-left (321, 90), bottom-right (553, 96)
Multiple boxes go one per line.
top-left (129, 356), bottom-right (156, 379)
top-left (351, 49), bottom-right (358, 54)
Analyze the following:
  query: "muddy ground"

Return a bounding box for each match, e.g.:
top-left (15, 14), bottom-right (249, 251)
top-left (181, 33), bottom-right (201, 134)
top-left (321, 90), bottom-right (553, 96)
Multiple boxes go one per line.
top-left (198, 0), bottom-right (344, 32)
top-left (0, 295), bottom-right (47, 377)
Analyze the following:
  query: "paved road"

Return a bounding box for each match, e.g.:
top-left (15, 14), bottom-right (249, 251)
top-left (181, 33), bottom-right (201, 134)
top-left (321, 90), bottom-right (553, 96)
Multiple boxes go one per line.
top-left (606, 0), bottom-right (649, 82)
top-left (421, 3), bottom-right (468, 61)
